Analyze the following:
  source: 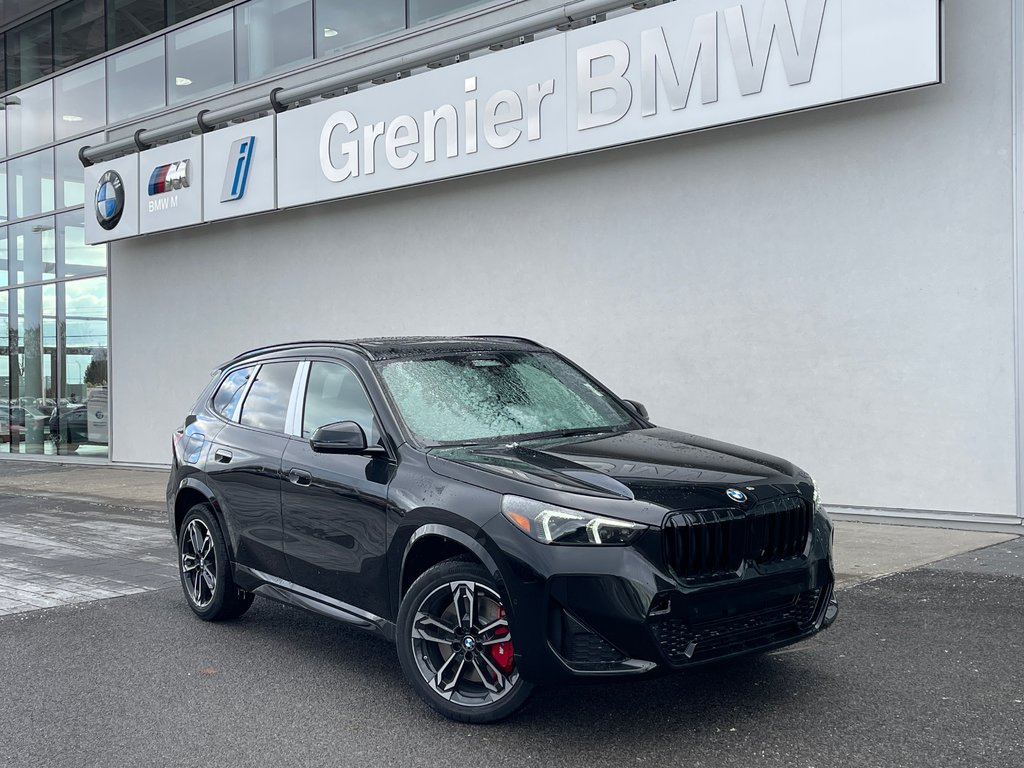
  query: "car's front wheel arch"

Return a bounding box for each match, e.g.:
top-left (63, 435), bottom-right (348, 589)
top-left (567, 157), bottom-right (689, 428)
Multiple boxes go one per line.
top-left (399, 525), bottom-right (505, 600)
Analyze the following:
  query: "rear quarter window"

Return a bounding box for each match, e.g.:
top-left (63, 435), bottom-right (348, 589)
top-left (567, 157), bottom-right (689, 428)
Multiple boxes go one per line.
top-left (212, 367), bottom-right (253, 421)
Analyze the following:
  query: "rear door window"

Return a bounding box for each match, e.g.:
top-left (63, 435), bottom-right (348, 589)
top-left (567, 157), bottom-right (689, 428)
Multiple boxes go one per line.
top-left (239, 361), bottom-right (299, 433)
top-left (212, 366), bottom-right (253, 421)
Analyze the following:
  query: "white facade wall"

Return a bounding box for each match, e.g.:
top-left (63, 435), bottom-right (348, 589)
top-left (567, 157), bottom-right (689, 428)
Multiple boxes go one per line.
top-left (110, 0), bottom-right (1019, 519)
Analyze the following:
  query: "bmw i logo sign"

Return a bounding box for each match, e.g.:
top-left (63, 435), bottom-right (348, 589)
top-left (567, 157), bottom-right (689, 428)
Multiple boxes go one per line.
top-left (726, 488), bottom-right (748, 504)
top-left (95, 170), bottom-right (125, 231)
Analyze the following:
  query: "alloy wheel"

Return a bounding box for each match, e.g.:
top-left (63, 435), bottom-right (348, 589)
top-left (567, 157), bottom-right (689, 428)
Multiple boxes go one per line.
top-left (180, 519), bottom-right (216, 609)
top-left (410, 580), bottom-right (518, 708)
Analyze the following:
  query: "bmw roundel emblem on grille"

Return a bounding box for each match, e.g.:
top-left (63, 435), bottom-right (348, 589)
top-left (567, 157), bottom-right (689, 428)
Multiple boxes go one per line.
top-left (726, 488), bottom-right (747, 504)
top-left (95, 170), bottom-right (125, 231)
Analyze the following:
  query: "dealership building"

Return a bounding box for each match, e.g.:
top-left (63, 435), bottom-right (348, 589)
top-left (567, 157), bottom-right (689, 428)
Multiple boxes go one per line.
top-left (1, 0), bottom-right (1021, 530)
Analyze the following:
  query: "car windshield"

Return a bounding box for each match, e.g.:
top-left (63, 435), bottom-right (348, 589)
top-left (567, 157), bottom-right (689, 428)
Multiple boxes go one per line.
top-left (376, 351), bottom-right (634, 445)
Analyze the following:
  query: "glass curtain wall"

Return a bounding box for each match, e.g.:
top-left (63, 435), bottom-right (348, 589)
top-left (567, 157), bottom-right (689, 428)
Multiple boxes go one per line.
top-left (5, 13), bottom-right (54, 89)
top-left (2, 61), bottom-right (107, 457)
top-left (4, 1), bottom-right (504, 107)
top-left (1, 246), bottom-right (108, 458)
top-left (108, 0), bottom-right (167, 48)
top-left (236, 0), bottom-right (313, 82)
top-left (53, 0), bottom-right (107, 70)
top-left (0, 0), bottom-right (506, 462)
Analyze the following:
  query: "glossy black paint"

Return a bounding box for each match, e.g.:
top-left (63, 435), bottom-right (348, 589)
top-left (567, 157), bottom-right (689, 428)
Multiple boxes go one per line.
top-left (205, 420), bottom-right (290, 578)
top-left (281, 435), bottom-right (393, 618)
top-left (310, 420), bottom-right (379, 455)
top-left (168, 337), bottom-right (836, 685)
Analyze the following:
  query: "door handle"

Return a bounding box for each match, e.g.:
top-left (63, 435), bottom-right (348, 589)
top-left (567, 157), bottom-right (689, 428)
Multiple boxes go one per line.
top-left (288, 468), bottom-right (312, 487)
top-left (214, 449), bottom-right (233, 464)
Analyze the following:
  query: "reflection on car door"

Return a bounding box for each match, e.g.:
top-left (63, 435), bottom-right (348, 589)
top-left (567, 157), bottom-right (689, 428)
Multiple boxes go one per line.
top-left (281, 361), bottom-right (392, 618)
top-left (206, 361), bottom-right (298, 579)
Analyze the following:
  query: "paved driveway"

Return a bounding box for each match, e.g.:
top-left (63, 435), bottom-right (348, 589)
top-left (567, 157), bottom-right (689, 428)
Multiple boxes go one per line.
top-left (0, 490), bottom-right (1021, 767)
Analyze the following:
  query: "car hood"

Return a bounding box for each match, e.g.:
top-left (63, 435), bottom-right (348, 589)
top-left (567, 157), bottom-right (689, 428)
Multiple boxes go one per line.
top-left (426, 427), bottom-right (808, 511)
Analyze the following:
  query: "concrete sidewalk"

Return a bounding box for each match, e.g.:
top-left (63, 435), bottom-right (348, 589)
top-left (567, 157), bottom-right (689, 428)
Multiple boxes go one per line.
top-left (0, 459), bottom-right (1018, 589)
top-left (0, 460), bottom-right (169, 512)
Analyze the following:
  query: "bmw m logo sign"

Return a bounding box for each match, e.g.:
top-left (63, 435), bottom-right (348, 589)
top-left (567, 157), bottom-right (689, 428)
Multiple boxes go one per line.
top-left (94, 170), bottom-right (125, 231)
top-left (148, 159), bottom-right (191, 195)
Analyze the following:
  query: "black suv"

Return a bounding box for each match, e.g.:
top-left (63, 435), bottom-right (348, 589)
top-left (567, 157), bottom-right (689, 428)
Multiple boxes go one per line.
top-left (168, 337), bottom-right (837, 722)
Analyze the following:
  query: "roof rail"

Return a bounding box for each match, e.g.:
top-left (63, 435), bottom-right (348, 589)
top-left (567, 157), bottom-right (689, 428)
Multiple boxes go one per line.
top-left (227, 340), bottom-right (360, 364)
top-left (466, 335), bottom-right (547, 349)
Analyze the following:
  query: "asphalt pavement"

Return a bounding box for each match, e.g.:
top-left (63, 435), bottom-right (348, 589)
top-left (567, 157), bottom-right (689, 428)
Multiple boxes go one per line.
top-left (0, 463), bottom-right (1021, 767)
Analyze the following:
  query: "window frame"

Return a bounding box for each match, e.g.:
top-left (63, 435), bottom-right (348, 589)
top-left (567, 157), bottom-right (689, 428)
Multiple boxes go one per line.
top-left (232, 358), bottom-right (302, 435)
top-left (294, 358), bottom-right (383, 442)
top-left (210, 363), bottom-right (257, 423)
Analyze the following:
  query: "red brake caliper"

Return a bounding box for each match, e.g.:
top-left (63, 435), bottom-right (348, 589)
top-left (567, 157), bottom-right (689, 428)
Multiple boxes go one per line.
top-left (488, 606), bottom-right (515, 675)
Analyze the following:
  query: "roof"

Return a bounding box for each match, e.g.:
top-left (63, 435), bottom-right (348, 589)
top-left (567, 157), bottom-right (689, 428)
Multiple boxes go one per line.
top-left (222, 336), bottom-right (546, 366)
top-left (347, 336), bottom-right (545, 361)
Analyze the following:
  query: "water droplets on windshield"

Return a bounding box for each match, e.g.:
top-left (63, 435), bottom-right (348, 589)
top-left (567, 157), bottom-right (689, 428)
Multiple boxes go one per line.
top-left (378, 352), bottom-right (630, 444)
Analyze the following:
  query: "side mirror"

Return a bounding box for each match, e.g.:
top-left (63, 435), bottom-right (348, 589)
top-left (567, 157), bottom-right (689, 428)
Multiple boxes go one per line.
top-left (310, 421), bottom-right (387, 456)
top-left (623, 399), bottom-right (649, 420)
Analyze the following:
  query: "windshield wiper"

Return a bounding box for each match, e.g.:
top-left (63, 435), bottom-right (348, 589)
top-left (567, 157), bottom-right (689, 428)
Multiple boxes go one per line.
top-left (426, 426), bottom-right (627, 450)
top-left (523, 426), bottom-right (624, 441)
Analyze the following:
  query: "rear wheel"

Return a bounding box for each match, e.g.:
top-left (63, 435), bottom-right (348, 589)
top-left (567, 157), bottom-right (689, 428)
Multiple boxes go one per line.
top-left (177, 503), bottom-right (253, 621)
top-left (397, 560), bottom-right (533, 723)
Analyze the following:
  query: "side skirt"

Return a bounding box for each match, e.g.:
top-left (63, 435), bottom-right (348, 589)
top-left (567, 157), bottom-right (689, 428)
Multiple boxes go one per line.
top-left (235, 564), bottom-right (396, 642)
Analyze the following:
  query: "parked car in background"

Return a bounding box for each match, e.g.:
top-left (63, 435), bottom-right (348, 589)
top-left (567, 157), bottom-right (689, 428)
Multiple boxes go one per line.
top-left (0, 412), bottom-right (25, 444)
top-left (49, 404), bottom-right (88, 452)
top-left (9, 405), bottom-right (49, 430)
top-left (167, 337), bottom-right (838, 723)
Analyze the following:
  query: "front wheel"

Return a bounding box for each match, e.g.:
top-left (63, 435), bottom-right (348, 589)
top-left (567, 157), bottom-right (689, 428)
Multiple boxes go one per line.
top-left (177, 503), bottom-right (254, 621)
top-left (397, 560), bottom-right (534, 723)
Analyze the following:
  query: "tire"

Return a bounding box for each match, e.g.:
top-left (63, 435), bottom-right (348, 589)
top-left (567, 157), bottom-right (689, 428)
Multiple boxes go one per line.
top-left (177, 503), bottom-right (254, 621)
top-left (397, 560), bottom-right (534, 723)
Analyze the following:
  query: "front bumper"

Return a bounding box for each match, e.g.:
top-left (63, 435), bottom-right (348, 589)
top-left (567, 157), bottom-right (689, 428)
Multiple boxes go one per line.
top-left (481, 510), bottom-right (837, 683)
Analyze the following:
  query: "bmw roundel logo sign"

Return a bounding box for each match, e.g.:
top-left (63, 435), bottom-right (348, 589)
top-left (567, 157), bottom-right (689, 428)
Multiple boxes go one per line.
top-left (726, 488), bottom-right (748, 504)
top-left (95, 170), bottom-right (125, 231)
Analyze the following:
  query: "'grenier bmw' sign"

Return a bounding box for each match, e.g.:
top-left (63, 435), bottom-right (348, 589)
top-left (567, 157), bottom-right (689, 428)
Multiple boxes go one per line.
top-left (279, 0), bottom-right (938, 208)
top-left (85, 0), bottom-right (940, 244)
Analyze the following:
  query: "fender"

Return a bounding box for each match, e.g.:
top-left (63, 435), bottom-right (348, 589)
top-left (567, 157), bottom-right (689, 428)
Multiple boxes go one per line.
top-left (400, 523), bottom-right (504, 599)
top-left (174, 476), bottom-right (237, 559)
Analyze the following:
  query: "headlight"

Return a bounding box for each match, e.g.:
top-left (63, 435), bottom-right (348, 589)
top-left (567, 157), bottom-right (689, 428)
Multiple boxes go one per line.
top-left (808, 476), bottom-right (831, 522)
top-left (501, 495), bottom-right (647, 545)
top-left (806, 474), bottom-right (821, 506)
